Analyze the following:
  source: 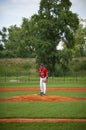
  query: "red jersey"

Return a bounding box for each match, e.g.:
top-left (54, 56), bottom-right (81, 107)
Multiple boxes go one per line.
top-left (38, 67), bottom-right (48, 78)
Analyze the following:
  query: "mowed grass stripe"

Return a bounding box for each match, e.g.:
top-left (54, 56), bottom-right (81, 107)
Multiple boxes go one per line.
top-left (0, 102), bottom-right (86, 118)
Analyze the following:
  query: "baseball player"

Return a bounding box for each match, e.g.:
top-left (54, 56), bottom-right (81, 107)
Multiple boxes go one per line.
top-left (38, 63), bottom-right (48, 96)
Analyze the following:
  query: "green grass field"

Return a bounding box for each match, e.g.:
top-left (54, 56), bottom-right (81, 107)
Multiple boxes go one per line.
top-left (0, 91), bottom-right (86, 98)
top-left (0, 78), bottom-right (86, 130)
top-left (0, 102), bottom-right (86, 118)
top-left (0, 76), bottom-right (86, 88)
top-left (0, 122), bottom-right (86, 130)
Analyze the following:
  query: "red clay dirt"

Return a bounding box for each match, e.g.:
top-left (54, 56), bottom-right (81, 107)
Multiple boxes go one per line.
top-left (0, 94), bottom-right (86, 102)
top-left (0, 118), bottom-right (86, 122)
top-left (0, 87), bottom-right (86, 92)
top-left (0, 87), bottom-right (86, 102)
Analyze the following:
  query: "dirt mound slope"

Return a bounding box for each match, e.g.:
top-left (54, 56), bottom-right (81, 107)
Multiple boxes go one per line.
top-left (0, 94), bottom-right (86, 102)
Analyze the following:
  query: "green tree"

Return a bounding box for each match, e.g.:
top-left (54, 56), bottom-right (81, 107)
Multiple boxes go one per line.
top-left (0, 44), bottom-right (4, 51)
top-left (32, 0), bottom-right (79, 73)
top-left (5, 19), bottom-right (36, 58)
top-left (0, 27), bottom-right (8, 58)
top-left (73, 23), bottom-right (86, 57)
top-left (0, 27), bottom-right (8, 43)
top-left (5, 25), bottom-right (21, 57)
top-left (18, 18), bottom-right (36, 57)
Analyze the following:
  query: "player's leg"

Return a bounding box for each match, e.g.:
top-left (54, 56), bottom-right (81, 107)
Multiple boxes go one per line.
top-left (43, 82), bottom-right (46, 95)
top-left (42, 77), bottom-right (46, 95)
top-left (40, 77), bottom-right (44, 95)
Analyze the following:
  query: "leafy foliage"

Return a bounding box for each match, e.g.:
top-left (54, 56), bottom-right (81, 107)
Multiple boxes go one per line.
top-left (0, 0), bottom-right (82, 74)
top-left (73, 24), bottom-right (86, 57)
top-left (31, 0), bottom-right (79, 73)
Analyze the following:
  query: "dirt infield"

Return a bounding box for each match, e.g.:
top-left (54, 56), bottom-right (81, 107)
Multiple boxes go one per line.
top-left (0, 87), bottom-right (86, 102)
top-left (0, 94), bottom-right (86, 102)
top-left (0, 118), bottom-right (86, 122)
top-left (0, 87), bottom-right (86, 92)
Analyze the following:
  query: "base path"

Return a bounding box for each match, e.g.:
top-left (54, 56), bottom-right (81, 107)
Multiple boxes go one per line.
top-left (0, 87), bottom-right (86, 92)
top-left (0, 118), bottom-right (86, 123)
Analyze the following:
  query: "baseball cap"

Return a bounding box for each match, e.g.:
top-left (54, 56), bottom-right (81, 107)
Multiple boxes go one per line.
top-left (40, 63), bottom-right (44, 66)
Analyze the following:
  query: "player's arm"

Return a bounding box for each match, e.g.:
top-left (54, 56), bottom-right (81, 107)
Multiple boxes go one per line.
top-left (45, 69), bottom-right (48, 80)
top-left (46, 73), bottom-right (48, 79)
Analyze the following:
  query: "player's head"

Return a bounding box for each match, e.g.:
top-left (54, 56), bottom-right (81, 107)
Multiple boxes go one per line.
top-left (40, 63), bottom-right (44, 68)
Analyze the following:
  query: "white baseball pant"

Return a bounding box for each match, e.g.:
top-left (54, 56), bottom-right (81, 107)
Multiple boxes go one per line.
top-left (40, 77), bottom-right (46, 94)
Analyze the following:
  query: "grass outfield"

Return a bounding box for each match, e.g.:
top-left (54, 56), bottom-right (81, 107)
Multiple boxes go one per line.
top-left (0, 91), bottom-right (86, 98)
top-left (0, 122), bottom-right (86, 130)
top-left (0, 77), bottom-right (86, 88)
top-left (0, 102), bottom-right (86, 118)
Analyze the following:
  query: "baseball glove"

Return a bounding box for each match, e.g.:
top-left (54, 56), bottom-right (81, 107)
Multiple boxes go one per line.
top-left (43, 78), bottom-right (48, 83)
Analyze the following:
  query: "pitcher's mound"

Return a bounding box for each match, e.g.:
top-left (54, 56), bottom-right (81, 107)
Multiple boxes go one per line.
top-left (0, 94), bottom-right (86, 102)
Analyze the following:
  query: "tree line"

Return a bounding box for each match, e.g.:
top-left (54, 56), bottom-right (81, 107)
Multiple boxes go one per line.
top-left (0, 0), bottom-right (86, 74)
